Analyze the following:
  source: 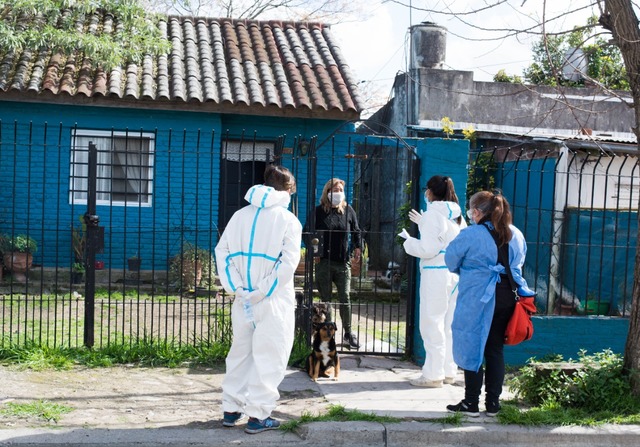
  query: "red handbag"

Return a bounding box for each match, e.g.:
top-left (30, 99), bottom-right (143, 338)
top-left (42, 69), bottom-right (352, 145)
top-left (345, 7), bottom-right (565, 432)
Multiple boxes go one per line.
top-left (483, 224), bottom-right (537, 345)
top-left (504, 295), bottom-right (536, 345)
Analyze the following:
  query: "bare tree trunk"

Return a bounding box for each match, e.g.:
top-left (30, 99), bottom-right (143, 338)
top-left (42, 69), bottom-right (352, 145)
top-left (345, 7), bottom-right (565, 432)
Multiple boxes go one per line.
top-left (600, 0), bottom-right (640, 395)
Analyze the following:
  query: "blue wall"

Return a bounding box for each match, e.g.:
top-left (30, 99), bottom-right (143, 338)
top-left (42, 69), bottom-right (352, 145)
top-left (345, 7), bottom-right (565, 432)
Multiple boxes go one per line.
top-left (561, 208), bottom-right (637, 314)
top-left (412, 137), bottom-right (470, 365)
top-left (504, 316), bottom-right (629, 366)
top-left (0, 101), bottom-right (352, 269)
top-left (497, 157), bottom-right (557, 313)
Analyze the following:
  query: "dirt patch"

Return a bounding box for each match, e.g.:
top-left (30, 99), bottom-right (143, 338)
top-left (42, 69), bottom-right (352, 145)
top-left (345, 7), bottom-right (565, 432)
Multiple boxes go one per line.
top-left (0, 365), bottom-right (328, 429)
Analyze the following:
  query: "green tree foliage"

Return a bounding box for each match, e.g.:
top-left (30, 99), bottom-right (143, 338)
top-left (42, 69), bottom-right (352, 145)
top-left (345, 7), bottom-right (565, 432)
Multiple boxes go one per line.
top-left (0, 0), bottom-right (170, 70)
top-left (493, 69), bottom-right (522, 84)
top-left (523, 16), bottom-right (629, 90)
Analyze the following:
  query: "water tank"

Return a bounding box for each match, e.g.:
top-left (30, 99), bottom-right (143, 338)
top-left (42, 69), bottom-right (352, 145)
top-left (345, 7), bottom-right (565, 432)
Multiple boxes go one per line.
top-left (410, 22), bottom-right (447, 70)
top-left (563, 48), bottom-right (588, 81)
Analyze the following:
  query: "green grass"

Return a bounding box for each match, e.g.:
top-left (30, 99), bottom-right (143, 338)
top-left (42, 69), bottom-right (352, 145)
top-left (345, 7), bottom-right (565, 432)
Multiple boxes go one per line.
top-left (0, 338), bottom-right (230, 370)
top-left (497, 400), bottom-right (640, 426)
top-left (0, 400), bottom-right (73, 423)
top-left (280, 404), bottom-right (463, 432)
top-left (280, 404), bottom-right (402, 431)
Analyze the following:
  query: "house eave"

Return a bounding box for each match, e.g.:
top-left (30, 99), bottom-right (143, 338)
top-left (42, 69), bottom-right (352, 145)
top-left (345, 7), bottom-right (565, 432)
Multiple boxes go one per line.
top-left (0, 92), bottom-right (361, 122)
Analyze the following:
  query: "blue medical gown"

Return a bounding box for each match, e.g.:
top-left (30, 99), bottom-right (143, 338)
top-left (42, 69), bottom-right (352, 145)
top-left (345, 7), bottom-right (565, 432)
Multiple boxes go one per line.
top-left (444, 223), bottom-right (531, 372)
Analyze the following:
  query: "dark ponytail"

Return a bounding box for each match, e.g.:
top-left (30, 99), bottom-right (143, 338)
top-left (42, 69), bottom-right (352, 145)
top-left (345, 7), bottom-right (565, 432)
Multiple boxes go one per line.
top-left (426, 175), bottom-right (461, 224)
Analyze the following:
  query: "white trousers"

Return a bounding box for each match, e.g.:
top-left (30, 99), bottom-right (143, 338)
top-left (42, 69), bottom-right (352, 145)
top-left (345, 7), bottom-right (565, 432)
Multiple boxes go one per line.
top-left (419, 267), bottom-right (459, 381)
top-left (222, 295), bottom-right (295, 420)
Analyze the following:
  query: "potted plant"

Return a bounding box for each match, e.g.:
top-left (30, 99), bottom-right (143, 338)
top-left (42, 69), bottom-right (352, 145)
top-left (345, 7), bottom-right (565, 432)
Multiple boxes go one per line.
top-left (1, 234), bottom-right (38, 282)
top-left (72, 262), bottom-right (86, 284)
top-left (128, 254), bottom-right (141, 271)
top-left (169, 242), bottom-right (216, 291)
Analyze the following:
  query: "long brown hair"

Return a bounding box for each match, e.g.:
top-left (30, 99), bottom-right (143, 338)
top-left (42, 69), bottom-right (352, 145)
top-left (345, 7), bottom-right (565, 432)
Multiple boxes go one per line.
top-left (320, 178), bottom-right (346, 213)
top-left (427, 175), bottom-right (461, 224)
top-left (470, 190), bottom-right (512, 246)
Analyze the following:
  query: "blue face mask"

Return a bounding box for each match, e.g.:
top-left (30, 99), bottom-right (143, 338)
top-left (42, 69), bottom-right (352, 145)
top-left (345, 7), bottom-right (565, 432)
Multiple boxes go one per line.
top-left (424, 193), bottom-right (430, 207)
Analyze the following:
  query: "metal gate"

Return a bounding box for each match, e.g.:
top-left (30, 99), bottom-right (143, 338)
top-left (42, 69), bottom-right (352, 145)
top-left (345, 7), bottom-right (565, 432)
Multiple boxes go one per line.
top-left (292, 135), bottom-right (420, 356)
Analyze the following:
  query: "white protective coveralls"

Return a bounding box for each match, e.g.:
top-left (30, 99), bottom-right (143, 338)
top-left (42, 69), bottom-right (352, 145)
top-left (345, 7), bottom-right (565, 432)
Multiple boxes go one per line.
top-left (402, 201), bottom-right (464, 382)
top-left (215, 184), bottom-right (302, 420)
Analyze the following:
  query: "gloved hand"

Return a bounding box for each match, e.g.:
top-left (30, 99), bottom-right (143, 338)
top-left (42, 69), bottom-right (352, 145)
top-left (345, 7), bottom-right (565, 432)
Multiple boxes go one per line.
top-left (397, 228), bottom-right (410, 240)
top-left (408, 209), bottom-right (423, 224)
top-left (245, 290), bottom-right (265, 305)
top-left (235, 288), bottom-right (248, 301)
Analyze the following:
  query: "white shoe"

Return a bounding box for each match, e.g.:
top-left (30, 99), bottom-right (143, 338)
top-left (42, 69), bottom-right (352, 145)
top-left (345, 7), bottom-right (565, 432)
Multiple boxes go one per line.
top-left (444, 377), bottom-right (456, 385)
top-left (410, 377), bottom-right (443, 388)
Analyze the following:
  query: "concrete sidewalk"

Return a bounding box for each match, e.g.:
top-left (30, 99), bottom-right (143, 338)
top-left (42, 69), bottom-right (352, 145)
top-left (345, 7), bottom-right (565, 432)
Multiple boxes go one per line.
top-left (1, 355), bottom-right (639, 446)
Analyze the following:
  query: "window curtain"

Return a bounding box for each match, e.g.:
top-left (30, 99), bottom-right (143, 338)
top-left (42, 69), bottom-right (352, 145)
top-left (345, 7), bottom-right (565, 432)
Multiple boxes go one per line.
top-left (73, 136), bottom-right (111, 202)
top-left (112, 137), bottom-right (149, 202)
top-left (222, 140), bottom-right (274, 162)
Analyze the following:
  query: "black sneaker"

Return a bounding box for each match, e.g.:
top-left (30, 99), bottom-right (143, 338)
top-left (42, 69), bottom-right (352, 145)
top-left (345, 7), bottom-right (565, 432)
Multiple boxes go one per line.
top-left (344, 332), bottom-right (360, 349)
top-left (244, 417), bottom-right (281, 434)
top-left (222, 411), bottom-right (245, 427)
top-left (485, 401), bottom-right (501, 417)
top-left (446, 400), bottom-right (480, 417)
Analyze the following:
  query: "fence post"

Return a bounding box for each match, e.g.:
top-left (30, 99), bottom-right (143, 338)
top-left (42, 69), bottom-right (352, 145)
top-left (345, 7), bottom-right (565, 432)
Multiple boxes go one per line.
top-left (83, 141), bottom-right (99, 348)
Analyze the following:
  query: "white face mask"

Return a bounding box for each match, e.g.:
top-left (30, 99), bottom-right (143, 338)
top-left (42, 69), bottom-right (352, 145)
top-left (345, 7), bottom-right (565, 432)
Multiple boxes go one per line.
top-left (466, 209), bottom-right (475, 223)
top-left (330, 191), bottom-right (344, 206)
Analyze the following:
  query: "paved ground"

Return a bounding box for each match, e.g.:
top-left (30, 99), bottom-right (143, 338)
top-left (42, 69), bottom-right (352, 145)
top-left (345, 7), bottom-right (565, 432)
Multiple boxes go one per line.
top-left (1, 355), bottom-right (639, 446)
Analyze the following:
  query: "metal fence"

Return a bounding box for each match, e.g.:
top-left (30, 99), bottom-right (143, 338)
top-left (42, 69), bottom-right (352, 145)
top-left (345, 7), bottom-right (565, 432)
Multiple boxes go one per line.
top-left (0, 121), bottom-right (419, 356)
top-left (469, 145), bottom-right (638, 318)
top-left (1, 121), bottom-right (636, 354)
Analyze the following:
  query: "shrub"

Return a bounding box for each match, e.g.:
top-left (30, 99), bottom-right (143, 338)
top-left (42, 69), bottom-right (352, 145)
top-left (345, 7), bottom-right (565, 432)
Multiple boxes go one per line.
top-left (0, 234), bottom-right (38, 254)
top-left (509, 349), bottom-right (639, 414)
top-left (169, 242), bottom-right (216, 290)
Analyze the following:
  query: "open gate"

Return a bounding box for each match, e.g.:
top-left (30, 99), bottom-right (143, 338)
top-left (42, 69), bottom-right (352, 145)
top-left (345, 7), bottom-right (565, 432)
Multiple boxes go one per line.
top-left (289, 134), bottom-right (420, 357)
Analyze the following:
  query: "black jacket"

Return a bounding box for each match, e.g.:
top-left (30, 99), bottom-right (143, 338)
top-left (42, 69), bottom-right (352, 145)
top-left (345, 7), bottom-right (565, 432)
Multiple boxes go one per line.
top-left (304, 205), bottom-right (362, 263)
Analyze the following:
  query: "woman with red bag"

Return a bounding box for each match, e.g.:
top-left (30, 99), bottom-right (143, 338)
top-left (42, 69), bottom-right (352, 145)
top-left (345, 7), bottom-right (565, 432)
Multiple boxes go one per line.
top-left (444, 190), bottom-right (535, 417)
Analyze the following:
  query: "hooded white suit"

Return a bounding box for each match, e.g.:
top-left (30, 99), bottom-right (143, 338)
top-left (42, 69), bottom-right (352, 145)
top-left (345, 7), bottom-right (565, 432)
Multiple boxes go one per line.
top-left (403, 201), bottom-right (464, 382)
top-left (215, 184), bottom-right (302, 420)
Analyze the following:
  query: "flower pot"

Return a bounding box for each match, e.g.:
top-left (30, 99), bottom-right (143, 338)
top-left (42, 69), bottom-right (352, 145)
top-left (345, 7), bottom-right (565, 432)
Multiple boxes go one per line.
top-left (295, 260), bottom-right (306, 275)
top-left (585, 301), bottom-right (610, 316)
top-left (351, 257), bottom-right (362, 277)
top-left (128, 258), bottom-right (141, 272)
top-left (3, 252), bottom-right (33, 283)
top-left (71, 271), bottom-right (84, 284)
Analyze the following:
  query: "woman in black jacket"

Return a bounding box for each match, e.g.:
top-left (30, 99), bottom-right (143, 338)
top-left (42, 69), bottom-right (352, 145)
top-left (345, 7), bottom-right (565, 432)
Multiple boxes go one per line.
top-left (305, 178), bottom-right (362, 348)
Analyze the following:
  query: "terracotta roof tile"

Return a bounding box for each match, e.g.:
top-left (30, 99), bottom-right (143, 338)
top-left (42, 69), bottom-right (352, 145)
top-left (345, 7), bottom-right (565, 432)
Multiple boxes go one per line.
top-left (0, 11), bottom-right (363, 117)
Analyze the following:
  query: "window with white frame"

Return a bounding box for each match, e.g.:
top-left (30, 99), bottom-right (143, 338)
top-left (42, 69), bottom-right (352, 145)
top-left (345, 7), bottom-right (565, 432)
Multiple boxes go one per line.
top-left (70, 130), bottom-right (154, 206)
top-left (221, 139), bottom-right (276, 162)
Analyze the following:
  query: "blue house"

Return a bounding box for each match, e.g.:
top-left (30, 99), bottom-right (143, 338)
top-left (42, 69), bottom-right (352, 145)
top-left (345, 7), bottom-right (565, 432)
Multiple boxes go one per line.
top-left (0, 12), bottom-right (363, 271)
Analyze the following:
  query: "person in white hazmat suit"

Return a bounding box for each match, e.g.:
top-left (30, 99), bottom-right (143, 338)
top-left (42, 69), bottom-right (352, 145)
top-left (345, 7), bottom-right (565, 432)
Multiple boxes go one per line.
top-left (398, 175), bottom-right (465, 388)
top-left (214, 165), bottom-right (302, 434)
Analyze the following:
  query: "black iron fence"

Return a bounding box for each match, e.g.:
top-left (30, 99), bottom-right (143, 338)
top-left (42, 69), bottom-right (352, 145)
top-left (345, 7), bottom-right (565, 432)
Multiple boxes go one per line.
top-left (469, 145), bottom-right (638, 318)
top-left (1, 121), bottom-right (636, 354)
top-left (0, 121), bottom-right (418, 356)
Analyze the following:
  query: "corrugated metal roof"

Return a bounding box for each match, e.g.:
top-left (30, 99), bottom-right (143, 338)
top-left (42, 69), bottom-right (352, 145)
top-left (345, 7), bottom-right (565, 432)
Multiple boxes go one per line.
top-left (0, 12), bottom-right (364, 118)
top-left (414, 120), bottom-right (637, 144)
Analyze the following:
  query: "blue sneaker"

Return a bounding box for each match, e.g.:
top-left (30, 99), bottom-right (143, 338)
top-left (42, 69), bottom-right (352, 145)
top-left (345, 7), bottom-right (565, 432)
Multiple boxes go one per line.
top-left (244, 417), bottom-right (281, 434)
top-left (222, 411), bottom-right (245, 427)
